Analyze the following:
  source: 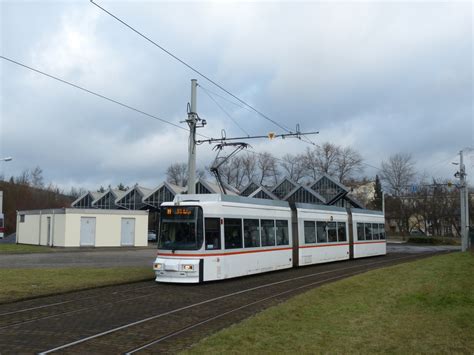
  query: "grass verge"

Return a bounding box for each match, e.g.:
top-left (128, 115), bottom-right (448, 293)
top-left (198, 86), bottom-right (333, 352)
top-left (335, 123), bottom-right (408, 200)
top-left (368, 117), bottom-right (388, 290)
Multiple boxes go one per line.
top-left (186, 252), bottom-right (474, 354)
top-left (0, 267), bottom-right (154, 304)
top-left (0, 244), bottom-right (57, 253)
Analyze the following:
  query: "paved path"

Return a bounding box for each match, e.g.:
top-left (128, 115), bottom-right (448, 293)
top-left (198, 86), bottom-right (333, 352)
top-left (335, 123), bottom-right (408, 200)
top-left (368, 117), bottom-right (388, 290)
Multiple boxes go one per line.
top-left (387, 243), bottom-right (460, 254)
top-left (0, 248), bottom-right (157, 268)
top-left (0, 243), bottom-right (459, 269)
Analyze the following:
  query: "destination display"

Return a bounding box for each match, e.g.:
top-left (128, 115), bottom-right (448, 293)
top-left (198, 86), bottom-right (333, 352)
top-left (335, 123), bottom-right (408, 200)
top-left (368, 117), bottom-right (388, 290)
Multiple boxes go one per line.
top-left (163, 206), bottom-right (196, 219)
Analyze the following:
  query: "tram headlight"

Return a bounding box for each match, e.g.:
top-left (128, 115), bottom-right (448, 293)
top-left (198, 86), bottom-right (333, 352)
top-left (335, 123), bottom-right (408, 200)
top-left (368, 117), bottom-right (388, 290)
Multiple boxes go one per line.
top-left (182, 264), bottom-right (194, 271)
top-left (154, 263), bottom-right (163, 270)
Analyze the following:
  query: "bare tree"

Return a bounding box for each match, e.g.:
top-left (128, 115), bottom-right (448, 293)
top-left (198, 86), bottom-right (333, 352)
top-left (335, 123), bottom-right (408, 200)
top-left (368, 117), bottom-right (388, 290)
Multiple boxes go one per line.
top-left (166, 163), bottom-right (188, 187)
top-left (336, 147), bottom-right (364, 183)
top-left (166, 162), bottom-right (206, 187)
top-left (69, 186), bottom-right (87, 199)
top-left (241, 153), bottom-right (258, 186)
top-left (31, 166), bottom-right (44, 188)
top-left (280, 153), bottom-right (306, 183)
top-left (380, 153), bottom-right (416, 196)
top-left (16, 169), bottom-right (30, 186)
top-left (257, 152), bottom-right (279, 186)
top-left (303, 143), bottom-right (340, 180)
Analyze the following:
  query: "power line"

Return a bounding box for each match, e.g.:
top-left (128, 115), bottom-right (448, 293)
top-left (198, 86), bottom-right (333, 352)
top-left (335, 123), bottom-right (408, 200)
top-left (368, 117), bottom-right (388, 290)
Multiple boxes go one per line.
top-left (197, 84), bottom-right (255, 113)
top-left (89, 0), bottom-right (295, 135)
top-left (199, 85), bottom-right (251, 137)
top-left (0, 55), bottom-right (197, 135)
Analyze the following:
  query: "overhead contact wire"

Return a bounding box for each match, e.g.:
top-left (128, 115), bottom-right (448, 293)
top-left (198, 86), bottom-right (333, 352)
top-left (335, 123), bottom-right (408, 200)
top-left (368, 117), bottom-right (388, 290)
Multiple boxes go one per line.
top-left (199, 85), bottom-right (251, 137)
top-left (0, 55), bottom-right (211, 140)
top-left (89, 0), bottom-right (295, 135)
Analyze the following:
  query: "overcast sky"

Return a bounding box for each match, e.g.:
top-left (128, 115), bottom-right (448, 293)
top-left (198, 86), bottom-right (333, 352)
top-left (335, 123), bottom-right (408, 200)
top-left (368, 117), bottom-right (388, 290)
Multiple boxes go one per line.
top-left (0, 0), bottom-right (472, 191)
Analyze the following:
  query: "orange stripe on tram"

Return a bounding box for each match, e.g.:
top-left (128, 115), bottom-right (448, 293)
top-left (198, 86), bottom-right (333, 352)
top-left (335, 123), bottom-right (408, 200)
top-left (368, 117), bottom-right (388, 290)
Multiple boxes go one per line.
top-left (157, 247), bottom-right (293, 258)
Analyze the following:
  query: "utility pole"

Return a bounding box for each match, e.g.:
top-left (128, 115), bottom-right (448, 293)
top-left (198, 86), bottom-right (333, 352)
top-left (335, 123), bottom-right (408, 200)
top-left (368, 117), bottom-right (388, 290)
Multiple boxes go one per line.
top-left (458, 150), bottom-right (470, 252)
top-left (186, 79), bottom-right (198, 194)
top-left (185, 79), bottom-right (207, 194)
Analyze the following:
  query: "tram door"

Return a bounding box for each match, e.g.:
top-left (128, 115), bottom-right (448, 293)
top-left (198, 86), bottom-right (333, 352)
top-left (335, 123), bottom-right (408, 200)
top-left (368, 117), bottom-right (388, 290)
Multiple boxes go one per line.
top-left (291, 209), bottom-right (299, 267)
top-left (346, 208), bottom-right (354, 259)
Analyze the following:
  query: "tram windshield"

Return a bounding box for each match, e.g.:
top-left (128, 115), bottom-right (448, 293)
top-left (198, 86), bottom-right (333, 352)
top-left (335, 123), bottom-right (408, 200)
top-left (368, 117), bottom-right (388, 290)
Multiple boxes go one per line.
top-left (158, 206), bottom-right (203, 250)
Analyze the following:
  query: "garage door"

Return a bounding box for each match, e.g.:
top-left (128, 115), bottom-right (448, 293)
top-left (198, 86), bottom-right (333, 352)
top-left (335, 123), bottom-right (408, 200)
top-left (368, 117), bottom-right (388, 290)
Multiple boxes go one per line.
top-left (80, 217), bottom-right (96, 246)
top-left (121, 218), bottom-right (135, 246)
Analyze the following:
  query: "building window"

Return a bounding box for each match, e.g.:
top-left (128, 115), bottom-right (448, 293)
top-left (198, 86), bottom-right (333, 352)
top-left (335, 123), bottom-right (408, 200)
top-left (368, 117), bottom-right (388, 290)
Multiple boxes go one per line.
top-left (20, 215), bottom-right (25, 223)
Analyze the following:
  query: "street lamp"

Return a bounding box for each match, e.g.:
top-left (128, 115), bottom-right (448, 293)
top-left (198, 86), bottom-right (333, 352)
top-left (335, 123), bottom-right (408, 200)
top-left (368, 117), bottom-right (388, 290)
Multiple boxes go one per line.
top-left (0, 157), bottom-right (12, 239)
top-left (457, 148), bottom-right (473, 252)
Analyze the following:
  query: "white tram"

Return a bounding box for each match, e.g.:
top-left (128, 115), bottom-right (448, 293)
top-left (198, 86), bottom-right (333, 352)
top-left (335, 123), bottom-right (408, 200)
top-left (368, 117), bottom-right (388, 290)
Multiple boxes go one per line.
top-left (153, 194), bottom-right (386, 283)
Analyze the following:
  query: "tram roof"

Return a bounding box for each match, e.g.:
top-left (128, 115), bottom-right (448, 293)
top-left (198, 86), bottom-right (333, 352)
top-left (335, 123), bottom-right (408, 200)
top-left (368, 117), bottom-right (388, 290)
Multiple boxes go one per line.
top-left (295, 203), bottom-right (347, 213)
top-left (172, 193), bottom-right (291, 208)
top-left (295, 203), bottom-right (384, 216)
top-left (351, 208), bottom-right (384, 216)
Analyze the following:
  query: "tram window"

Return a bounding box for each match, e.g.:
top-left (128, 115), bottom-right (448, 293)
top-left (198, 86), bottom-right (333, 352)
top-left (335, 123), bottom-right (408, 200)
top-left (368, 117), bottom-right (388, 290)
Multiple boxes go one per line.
top-left (205, 218), bottom-right (221, 250)
top-left (304, 221), bottom-right (316, 244)
top-left (379, 224), bottom-right (386, 239)
top-left (224, 218), bottom-right (243, 249)
top-left (372, 223), bottom-right (380, 240)
top-left (276, 220), bottom-right (289, 245)
top-left (244, 219), bottom-right (260, 248)
top-left (316, 222), bottom-right (327, 243)
top-left (338, 222), bottom-right (347, 242)
top-left (357, 223), bottom-right (365, 241)
top-left (261, 219), bottom-right (276, 246)
top-left (365, 223), bottom-right (373, 240)
top-left (327, 222), bottom-right (337, 242)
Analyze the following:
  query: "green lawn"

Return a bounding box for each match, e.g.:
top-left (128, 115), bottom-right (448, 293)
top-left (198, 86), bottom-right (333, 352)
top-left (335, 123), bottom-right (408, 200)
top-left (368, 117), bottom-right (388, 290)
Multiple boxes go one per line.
top-left (186, 252), bottom-right (474, 354)
top-left (0, 267), bottom-right (155, 304)
top-left (0, 244), bottom-right (57, 253)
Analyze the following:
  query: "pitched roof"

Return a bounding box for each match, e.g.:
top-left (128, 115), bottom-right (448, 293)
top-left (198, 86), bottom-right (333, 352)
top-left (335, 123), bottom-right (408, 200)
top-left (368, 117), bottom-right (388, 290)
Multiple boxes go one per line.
top-left (271, 176), bottom-right (299, 199)
top-left (248, 186), bottom-right (279, 200)
top-left (344, 194), bottom-right (365, 209)
top-left (283, 184), bottom-right (326, 204)
top-left (188, 179), bottom-right (239, 196)
top-left (143, 181), bottom-right (186, 202)
top-left (239, 181), bottom-right (260, 196)
top-left (311, 173), bottom-right (349, 193)
top-left (115, 185), bottom-right (153, 205)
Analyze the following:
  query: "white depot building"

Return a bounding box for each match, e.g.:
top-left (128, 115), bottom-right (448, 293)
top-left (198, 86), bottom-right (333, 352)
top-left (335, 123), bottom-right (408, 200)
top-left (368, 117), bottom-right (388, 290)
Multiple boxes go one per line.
top-left (16, 208), bottom-right (148, 247)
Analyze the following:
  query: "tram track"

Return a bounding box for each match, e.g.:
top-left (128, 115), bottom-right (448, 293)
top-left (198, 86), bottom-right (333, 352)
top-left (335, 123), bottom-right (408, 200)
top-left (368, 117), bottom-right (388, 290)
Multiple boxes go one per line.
top-left (1, 253), bottom-right (411, 331)
top-left (33, 252), bottom-right (439, 354)
top-left (125, 269), bottom-right (365, 354)
top-left (0, 283), bottom-right (157, 318)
